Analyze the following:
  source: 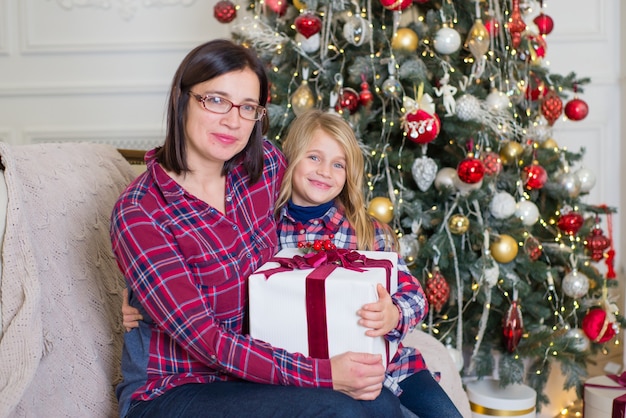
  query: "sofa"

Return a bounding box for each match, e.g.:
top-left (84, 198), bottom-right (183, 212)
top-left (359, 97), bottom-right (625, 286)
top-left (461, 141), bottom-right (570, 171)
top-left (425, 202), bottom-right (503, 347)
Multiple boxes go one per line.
top-left (0, 142), bottom-right (471, 418)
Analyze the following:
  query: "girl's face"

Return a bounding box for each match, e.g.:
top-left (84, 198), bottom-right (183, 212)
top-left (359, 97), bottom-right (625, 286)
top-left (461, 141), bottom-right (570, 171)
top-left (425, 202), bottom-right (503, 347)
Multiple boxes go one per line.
top-left (290, 128), bottom-right (347, 207)
top-left (184, 68), bottom-right (260, 172)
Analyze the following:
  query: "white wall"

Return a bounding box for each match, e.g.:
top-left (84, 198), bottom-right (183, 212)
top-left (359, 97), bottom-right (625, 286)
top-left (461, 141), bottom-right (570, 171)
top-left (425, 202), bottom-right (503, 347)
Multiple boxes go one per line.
top-left (0, 0), bottom-right (231, 149)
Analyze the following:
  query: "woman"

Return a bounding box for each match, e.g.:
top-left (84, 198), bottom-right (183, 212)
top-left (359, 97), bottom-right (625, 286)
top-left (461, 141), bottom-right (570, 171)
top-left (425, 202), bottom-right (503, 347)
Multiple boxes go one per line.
top-left (111, 39), bottom-right (402, 418)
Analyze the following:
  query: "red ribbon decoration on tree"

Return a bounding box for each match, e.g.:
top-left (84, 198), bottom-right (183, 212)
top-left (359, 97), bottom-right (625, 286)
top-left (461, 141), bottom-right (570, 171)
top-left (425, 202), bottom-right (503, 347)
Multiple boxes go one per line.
top-left (600, 205), bottom-right (616, 279)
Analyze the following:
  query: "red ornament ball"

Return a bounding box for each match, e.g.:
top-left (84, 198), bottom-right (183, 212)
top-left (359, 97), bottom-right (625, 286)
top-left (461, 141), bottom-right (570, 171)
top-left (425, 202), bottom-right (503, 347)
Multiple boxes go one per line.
top-left (533, 13), bottom-right (554, 35)
top-left (265, 0), bottom-right (288, 15)
top-left (404, 110), bottom-right (441, 144)
top-left (557, 211), bottom-right (584, 235)
top-left (522, 163), bottom-right (547, 190)
top-left (425, 268), bottom-right (450, 313)
top-left (481, 151), bottom-right (502, 176)
top-left (585, 227), bottom-right (611, 262)
top-left (359, 81), bottom-right (373, 107)
top-left (565, 98), bottom-right (589, 121)
top-left (295, 13), bottom-right (322, 39)
top-left (582, 308), bottom-right (617, 343)
top-left (457, 156), bottom-right (485, 184)
top-left (379, 0), bottom-right (412, 11)
top-left (335, 88), bottom-right (360, 114)
top-left (213, 0), bottom-right (237, 23)
top-left (541, 89), bottom-right (563, 125)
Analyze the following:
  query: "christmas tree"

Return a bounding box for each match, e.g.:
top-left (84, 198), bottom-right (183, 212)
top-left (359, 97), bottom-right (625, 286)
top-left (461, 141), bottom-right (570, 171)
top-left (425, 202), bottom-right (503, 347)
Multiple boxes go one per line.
top-left (212, 0), bottom-right (623, 408)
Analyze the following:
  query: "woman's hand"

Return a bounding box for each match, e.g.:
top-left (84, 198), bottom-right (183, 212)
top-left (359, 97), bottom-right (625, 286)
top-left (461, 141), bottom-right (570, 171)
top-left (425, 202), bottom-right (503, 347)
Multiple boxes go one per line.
top-left (122, 288), bottom-right (143, 332)
top-left (330, 352), bottom-right (385, 400)
top-left (357, 284), bottom-right (399, 337)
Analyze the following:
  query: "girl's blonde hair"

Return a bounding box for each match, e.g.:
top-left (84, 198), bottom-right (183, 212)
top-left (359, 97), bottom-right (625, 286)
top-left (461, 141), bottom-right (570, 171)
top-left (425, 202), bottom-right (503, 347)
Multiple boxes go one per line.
top-left (276, 109), bottom-right (394, 251)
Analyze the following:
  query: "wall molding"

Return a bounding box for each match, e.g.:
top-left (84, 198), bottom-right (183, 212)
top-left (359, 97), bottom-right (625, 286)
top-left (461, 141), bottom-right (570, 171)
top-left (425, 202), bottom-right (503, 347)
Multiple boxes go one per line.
top-left (0, 82), bottom-right (169, 97)
top-left (0, 0), bottom-right (9, 55)
top-left (19, 0), bottom-right (228, 54)
top-left (24, 128), bottom-right (163, 150)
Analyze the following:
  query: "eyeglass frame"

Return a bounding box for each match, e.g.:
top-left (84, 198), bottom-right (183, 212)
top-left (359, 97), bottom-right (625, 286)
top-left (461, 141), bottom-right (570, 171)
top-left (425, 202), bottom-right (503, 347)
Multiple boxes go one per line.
top-left (188, 92), bottom-right (266, 121)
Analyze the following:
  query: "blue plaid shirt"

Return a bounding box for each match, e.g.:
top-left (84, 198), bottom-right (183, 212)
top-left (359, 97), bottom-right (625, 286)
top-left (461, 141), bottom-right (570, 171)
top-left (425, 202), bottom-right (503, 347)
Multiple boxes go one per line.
top-left (277, 204), bottom-right (430, 395)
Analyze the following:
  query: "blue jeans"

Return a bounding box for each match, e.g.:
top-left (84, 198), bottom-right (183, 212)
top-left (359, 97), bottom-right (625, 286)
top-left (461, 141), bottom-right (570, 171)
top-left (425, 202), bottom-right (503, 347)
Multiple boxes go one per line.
top-left (126, 381), bottom-right (403, 418)
top-left (398, 370), bottom-right (462, 418)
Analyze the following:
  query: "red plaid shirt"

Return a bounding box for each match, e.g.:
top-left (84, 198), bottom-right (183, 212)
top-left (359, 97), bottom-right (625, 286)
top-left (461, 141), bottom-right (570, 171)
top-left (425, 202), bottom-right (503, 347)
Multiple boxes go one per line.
top-left (111, 140), bottom-right (333, 404)
top-left (277, 204), bottom-right (430, 395)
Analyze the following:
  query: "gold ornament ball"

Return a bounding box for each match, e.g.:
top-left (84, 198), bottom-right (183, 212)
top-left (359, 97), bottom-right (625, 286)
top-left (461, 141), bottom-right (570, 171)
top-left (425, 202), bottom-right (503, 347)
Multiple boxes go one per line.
top-left (490, 234), bottom-right (519, 263)
top-left (448, 214), bottom-right (470, 234)
top-left (367, 196), bottom-right (394, 224)
top-left (499, 141), bottom-right (524, 165)
top-left (540, 138), bottom-right (559, 150)
top-left (391, 28), bottom-right (419, 52)
top-left (291, 83), bottom-right (315, 116)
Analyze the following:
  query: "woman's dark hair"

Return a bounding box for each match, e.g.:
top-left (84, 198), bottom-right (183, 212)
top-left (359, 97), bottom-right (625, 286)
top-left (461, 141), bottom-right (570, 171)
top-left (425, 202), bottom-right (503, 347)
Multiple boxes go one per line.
top-left (156, 39), bottom-right (269, 184)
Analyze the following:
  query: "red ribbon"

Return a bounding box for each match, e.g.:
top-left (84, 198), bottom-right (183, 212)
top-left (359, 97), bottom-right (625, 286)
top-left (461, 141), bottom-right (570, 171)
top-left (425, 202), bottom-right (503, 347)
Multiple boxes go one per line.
top-left (260, 249), bottom-right (393, 359)
top-left (601, 204), bottom-right (616, 279)
top-left (584, 373), bottom-right (626, 418)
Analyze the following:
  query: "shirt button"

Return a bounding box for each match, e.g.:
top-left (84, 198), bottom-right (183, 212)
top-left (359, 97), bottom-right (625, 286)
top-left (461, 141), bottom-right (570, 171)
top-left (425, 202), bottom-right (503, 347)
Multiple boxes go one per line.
top-left (299, 229), bottom-right (306, 234)
top-left (246, 253), bottom-right (251, 258)
top-left (313, 220), bottom-right (319, 225)
top-left (226, 195), bottom-right (232, 202)
top-left (232, 225), bottom-right (238, 231)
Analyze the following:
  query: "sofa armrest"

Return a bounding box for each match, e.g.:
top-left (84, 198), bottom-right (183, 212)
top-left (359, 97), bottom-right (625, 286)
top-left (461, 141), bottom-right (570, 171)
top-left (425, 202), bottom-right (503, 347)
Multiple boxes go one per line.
top-left (402, 329), bottom-right (471, 418)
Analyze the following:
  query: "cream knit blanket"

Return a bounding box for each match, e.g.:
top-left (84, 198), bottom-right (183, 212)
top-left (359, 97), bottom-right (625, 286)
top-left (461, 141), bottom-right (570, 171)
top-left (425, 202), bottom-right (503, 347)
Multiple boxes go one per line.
top-left (0, 142), bottom-right (138, 418)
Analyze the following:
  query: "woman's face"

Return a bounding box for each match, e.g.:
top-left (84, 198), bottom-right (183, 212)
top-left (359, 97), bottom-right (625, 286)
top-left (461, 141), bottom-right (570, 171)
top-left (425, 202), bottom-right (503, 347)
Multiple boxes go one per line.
top-left (290, 128), bottom-right (347, 207)
top-left (184, 68), bottom-right (261, 172)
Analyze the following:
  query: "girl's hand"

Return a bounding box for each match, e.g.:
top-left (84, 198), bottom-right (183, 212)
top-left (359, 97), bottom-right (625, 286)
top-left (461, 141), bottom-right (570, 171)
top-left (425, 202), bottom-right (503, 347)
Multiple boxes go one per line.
top-left (357, 284), bottom-right (399, 337)
top-left (122, 288), bottom-right (143, 332)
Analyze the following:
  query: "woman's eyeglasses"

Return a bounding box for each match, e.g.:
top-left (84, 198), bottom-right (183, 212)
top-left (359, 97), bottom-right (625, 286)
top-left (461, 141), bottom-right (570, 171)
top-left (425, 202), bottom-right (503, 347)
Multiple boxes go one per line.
top-left (189, 92), bottom-right (266, 121)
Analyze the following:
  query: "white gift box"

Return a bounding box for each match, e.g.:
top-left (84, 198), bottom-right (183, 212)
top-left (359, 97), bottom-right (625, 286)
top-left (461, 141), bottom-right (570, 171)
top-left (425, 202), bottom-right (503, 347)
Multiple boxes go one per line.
top-left (465, 379), bottom-right (536, 418)
top-left (584, 375), bottom-right (626, 418)
top-left (249, 248), bottom-right (398, 363)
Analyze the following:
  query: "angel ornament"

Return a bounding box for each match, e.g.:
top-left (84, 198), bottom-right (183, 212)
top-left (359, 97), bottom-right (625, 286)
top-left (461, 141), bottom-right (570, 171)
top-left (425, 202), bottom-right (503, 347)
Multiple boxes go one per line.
top-left (434, 71), bottom-right (458, 117)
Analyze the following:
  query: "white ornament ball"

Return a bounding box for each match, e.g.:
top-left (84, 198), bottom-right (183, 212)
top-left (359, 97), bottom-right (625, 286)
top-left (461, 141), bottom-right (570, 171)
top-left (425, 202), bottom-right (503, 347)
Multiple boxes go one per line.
top-left (566, 327), bottom-right (590, 352)
top-left (398, 234), bottom-right (420, 266)
top-left (515, 199), bottom-right (540, 226)
top-left (342, 15), bottom-right (371, 46)
top-left (382, 77), bottom-right (403, 99)
top-left (559, 172), bottom-right (582, 198)
top-left (434, 26), bottom-right (462, 55)
top-left (295, 33), bottom-right (320, 53)
top-left (561, 269), bottom-right (589, 299)
top-left (454, 176), bottom-right (483, 195)
top-left (485, 89), bottom-right (510, 111)
top-left (527, 116), bottom-right (551, 143)
top-left (434, 167), bottom-right (458, 191)
top-left (455, 94), bottom-right (482, 121)
top-left (575, 167), bottom-right (596, 193)
top-left (489, 191), bottom-right (517, 219)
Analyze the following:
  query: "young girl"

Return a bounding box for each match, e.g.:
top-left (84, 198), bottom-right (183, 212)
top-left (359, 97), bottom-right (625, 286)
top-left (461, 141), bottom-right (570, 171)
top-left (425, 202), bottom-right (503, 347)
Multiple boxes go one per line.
top-left (123, 108), bottom-right (462, 417)
top-left (274, 109), bottom-right (462, 418)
